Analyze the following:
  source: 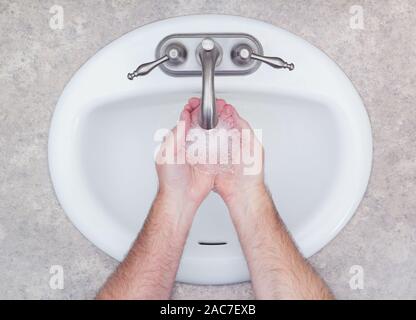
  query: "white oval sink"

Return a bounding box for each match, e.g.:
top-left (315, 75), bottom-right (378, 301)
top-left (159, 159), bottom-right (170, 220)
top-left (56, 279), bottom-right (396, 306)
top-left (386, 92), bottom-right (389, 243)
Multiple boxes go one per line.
top-left (49, 15), bottom-right (372, 285)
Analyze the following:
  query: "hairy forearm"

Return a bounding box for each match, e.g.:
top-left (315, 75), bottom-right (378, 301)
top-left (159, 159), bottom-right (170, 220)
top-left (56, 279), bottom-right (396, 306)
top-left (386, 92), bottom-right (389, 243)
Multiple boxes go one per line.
top-left (97, 192), bottom-right (196, 300)
top-left (227, 185), bottom-right (333, 300)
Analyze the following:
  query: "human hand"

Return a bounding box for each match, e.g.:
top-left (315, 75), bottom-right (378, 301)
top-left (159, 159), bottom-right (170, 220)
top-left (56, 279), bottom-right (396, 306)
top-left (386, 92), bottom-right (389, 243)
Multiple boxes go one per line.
top-left (180, 97), bottom-right (265, 212)
top-left (155, 98), bottom-right (215, 213)
top-left (211, 99), bottom-right (266, 211)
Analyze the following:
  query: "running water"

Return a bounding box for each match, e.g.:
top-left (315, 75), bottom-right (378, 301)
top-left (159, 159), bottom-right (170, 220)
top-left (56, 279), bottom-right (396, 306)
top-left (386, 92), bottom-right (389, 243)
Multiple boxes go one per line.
top-left (185, 117), bottom-right (239, 175)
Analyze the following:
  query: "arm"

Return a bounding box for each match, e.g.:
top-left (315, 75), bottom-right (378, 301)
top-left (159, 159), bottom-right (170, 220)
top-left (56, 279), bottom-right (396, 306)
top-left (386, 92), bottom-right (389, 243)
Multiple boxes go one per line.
top-left (213, 99), bottom-right (333, 300)
top-left (227, 185), bottom-right (333, 300)
top-left (96, 191), bottom-right (197, 300)
top-left (97, 98), bottom-right (214, 299)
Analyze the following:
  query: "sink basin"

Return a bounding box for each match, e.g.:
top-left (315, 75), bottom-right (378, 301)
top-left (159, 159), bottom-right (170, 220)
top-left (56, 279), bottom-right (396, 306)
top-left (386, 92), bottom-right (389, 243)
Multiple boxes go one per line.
top-left (49, 15), bottom-right (372, 284)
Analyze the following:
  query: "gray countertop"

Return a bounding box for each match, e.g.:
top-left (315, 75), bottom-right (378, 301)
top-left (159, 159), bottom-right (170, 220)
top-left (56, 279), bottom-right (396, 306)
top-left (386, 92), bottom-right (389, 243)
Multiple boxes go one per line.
top-left (1, 0), bottom-right (415, 299)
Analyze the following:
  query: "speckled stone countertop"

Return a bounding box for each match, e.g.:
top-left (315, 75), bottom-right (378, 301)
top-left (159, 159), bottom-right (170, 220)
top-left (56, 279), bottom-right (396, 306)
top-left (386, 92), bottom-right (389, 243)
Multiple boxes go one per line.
top-left (1, 0), bottom-right (415, 299)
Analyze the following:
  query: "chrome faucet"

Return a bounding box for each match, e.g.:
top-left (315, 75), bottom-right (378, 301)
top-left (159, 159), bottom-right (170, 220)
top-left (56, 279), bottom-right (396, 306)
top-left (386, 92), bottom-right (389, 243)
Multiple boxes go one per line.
top-left (197, 38), bottom-right (220, 129)
top-left (127, 38), bottom-right (222, 130)
top-left (127, 33), bottom-right (294, 130)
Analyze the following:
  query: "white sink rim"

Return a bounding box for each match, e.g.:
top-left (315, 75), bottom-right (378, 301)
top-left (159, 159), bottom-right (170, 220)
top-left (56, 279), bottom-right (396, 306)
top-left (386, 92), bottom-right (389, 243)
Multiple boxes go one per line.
top-left (48, 14), bottom-right (373, 285)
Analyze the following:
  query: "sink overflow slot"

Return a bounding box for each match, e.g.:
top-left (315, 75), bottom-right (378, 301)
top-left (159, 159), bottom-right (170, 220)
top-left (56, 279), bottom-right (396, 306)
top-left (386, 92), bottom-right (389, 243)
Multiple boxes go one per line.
top-left (198, 241), bottom-right (227, 246)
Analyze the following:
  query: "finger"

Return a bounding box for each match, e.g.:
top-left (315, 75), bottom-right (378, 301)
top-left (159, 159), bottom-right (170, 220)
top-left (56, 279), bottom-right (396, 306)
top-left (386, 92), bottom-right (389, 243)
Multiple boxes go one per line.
top-left (222, 103), bottom-right (234, 117)
top-left (230, 108), bottom-right (251, 130)
top-left (217, 103), bottom-right (234, 128)
top-left (183, 103), bottom-right (194, 113)
top-left (187, 98), bottom-right (201, 125)
top-left (216, 98), bottom-right (227, 115)
top-left (188, 97), bottom-right (201, 110)
top-left (190, 97), bottom-right (225, 106)
top-left (189, 97), bottom-right (226, 112)
top-left (216, 98), bottom-right (227, 107)
top-left (179, 107), bottom-right (192, 134)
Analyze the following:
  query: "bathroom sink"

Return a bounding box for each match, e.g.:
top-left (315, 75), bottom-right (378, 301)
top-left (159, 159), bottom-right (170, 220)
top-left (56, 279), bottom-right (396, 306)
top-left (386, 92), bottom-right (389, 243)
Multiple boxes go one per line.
top-left (49, 15), bottom-right (372, 284)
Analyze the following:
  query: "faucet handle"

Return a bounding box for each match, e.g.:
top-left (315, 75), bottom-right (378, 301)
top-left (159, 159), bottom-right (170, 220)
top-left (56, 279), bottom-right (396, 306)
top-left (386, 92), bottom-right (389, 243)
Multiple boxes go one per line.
top-left (127, 55), bottom-right (169, 80)
top-left (251, 53), bottom-right (294, 71)
top-left (231, 44), bottom-right (294, 71)
top-left (128, 43), bottom-right (187, 80)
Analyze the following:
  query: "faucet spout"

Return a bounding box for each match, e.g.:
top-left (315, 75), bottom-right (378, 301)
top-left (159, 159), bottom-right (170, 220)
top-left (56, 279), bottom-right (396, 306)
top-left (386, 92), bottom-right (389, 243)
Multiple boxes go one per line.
top-left (198, 38), bottom-right (220, 130)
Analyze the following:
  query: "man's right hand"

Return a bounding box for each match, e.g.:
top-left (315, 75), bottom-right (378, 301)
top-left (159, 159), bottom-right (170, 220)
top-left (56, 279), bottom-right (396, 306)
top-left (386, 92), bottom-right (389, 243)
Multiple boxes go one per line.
top-left (212, 101), bottom-right (266, 216)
